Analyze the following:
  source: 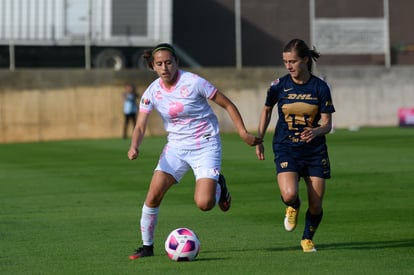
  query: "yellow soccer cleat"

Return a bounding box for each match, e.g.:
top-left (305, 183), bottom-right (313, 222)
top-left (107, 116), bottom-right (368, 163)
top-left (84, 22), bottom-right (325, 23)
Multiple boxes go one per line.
top-left (301, 239), bottom-right (317, 252)
top-left (284, 206), bottom-right (299, 231)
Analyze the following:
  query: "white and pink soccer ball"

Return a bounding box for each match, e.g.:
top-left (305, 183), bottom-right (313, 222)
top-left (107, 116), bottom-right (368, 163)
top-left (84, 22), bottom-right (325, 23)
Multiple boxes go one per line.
top-left (165, 228), bottom-right (200, 261)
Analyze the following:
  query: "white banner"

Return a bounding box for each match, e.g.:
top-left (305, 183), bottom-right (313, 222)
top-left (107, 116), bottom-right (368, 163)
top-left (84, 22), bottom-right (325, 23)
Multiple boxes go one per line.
top-left (312, 18), bottom-right (386, 54)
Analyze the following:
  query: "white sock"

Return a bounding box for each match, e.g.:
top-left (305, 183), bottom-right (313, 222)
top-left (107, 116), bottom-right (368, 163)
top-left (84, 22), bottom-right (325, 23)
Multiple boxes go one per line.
top-left (215, 182), bottom-right (221, 205)
top-left (140, 204), bottom-right (159, 246)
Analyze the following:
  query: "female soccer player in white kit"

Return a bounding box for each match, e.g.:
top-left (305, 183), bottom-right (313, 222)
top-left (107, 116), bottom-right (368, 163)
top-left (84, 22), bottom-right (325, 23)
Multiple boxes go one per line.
top-left (127, 43), bottom-right (262, 259)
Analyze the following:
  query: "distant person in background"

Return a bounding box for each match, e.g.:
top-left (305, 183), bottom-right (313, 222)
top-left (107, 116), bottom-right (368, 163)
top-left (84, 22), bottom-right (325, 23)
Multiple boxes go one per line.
top-left (123, 84), bottom-right (139, 139)
top-left (127, 43), bottom-right (262, 260)
top-left (255, 38), bottom-right (335, 252)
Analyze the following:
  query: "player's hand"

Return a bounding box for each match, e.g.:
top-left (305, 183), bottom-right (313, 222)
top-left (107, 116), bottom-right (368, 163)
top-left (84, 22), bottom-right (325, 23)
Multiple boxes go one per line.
top-left (301, 128), bottom-right (315, 143)
top-left (256, 143), bottom-right (265, 160)
top-left (128, 147), bottom-right (139, 160)
top-left (240, 132), bottom-right (263, 146)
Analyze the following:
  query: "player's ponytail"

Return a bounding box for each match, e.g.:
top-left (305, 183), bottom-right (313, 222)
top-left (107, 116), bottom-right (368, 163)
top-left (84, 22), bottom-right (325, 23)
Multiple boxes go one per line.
top-left (283, 39), bottom-right (320, 73)
top-left (307, 47), bottom-right (320, 73)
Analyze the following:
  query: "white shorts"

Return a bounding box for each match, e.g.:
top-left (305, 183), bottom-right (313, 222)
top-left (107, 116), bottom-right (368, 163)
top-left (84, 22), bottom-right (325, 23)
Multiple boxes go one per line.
top-left (155, 143), bottom-right (222, 182)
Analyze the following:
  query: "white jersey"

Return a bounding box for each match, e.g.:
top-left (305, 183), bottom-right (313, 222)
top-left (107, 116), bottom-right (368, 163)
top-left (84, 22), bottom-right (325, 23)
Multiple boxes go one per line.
top-left (139, 70), bottom-right (221, 149)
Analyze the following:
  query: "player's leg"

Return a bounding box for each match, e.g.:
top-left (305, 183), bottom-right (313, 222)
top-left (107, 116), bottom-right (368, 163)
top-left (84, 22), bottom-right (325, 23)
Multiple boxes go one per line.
top-left (191, 143), bottom-right (230, 211)
top-left (278, 172), bottom-right (300, 204)
top-left (305, 176), bottom-right (325, 214)
top-left (141, 170), bottom-right (176, 246)
top-left (132, 113), bottom-right (137, 129)
top-left (274, 148), bottom-right (302, 231)
top-left (130, 145), bottom-right (188, 260)
top-left (194, 177), bottom-right (217, 211)
top-left (129, 171), bottom-right (176, 260)
top-left (145, 170), bottom-right (176, 207)
top-left (123, 114), bottom-right (129, 139)
top-left (300, 149), bottom-right (330, 252)
top-left (194, 174), bottom-right (230, 211)
top-left (301, 176), bottom-right (325, 252)
top-left (278, 172), bottom-right (301, 231)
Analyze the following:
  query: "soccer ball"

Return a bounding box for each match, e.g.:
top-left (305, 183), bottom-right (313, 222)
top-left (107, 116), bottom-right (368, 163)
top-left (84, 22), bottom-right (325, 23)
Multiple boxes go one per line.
top-left (165, 228), bottom-right (200, 261)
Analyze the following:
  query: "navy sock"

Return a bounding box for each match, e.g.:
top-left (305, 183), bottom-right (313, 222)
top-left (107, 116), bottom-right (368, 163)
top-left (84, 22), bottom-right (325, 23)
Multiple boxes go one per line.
top-left (302, 209), bottom-right (323, 240)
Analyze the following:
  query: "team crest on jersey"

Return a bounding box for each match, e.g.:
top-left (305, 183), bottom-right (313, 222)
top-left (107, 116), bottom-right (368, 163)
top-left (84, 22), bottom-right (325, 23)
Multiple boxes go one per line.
top-left (180, 86), bottom-right (190, 97)
top-left (280, 162), bottom-right (288, 169)
top-left (155, 90), bottom-right (163, 100)
top-left (141, 97), bottom-right (151, 105)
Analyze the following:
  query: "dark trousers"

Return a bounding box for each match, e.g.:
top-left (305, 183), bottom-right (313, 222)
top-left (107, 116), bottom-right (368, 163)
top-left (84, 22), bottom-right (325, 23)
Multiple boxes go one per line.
top-left (123, 113), bottom-right (137, 139)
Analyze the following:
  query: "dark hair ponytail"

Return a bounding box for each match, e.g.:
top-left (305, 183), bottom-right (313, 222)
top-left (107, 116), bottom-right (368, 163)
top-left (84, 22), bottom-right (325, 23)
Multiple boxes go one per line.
top-left (142, 43), bottom-right (177, 70)
top-left (283, 38), bottom-right (320, 73)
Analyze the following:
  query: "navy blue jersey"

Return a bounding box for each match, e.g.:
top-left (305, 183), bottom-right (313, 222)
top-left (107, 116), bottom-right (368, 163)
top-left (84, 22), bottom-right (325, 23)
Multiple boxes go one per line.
top-left (265, 74), bottom-right (335, 150)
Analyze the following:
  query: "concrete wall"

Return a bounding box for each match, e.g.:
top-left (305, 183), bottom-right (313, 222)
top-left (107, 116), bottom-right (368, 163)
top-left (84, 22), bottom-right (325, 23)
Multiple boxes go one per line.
top-left (317, 66), bottom-right (414, 129)
top-left (1, 67), bottom-right (413, 143)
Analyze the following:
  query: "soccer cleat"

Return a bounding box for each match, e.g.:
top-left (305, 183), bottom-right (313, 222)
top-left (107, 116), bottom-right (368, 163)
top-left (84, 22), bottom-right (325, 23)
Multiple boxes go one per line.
top-left (284, 206), bottom-right (299, 231)
top-left (301, 239), bottom-right (317, 252)
top-left (218, 174), bottom-right (231, 212)
top-left (129, 245), bottom-right (154, 260)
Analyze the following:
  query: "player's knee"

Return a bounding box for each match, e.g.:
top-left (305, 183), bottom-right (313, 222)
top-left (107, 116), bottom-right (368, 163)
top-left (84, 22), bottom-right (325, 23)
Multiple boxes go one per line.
top-left (195, 198), bottom-right (215, 211)
top-left (281, 193), bottom-right (298, 205)
top-left (145, 193), bottom-right (163, 208)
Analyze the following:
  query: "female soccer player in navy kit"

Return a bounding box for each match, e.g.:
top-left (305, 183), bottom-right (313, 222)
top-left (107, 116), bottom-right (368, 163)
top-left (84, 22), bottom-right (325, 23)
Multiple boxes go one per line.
top-left (256, 39), bottom-right (335, 252)
top-left (127, 43), bottom-right (262, 259)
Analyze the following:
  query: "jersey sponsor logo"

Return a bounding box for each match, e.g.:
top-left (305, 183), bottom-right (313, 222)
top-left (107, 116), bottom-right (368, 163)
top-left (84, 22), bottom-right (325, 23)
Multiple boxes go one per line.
top-left (286, 94), bottom-right (318, 100)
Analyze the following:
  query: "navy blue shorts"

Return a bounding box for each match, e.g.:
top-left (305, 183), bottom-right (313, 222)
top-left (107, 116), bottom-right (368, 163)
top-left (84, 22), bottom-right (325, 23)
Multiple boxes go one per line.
top-left (274, 145), bottom-right (331, 179)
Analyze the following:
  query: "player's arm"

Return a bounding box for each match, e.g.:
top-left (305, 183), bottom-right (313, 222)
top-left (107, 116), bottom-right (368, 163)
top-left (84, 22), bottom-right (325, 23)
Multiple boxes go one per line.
top-left (210, 90), bottom-right (262, 146)
top-left (301, 113), bottom-right (332, 143)
top-left (256, 105), bottom-right (273, 160)
top-left (128, 111), bottom-right (150, 160)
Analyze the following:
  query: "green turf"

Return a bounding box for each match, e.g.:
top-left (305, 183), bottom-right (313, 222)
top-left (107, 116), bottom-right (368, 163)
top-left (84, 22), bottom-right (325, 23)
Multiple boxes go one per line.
top-left (1, 127), bottom-right (413, 274)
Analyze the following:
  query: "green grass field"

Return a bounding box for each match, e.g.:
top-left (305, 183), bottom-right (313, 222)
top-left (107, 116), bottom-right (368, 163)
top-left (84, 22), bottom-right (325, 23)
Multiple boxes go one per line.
top-left (1, 127), bottom-right (413, 274)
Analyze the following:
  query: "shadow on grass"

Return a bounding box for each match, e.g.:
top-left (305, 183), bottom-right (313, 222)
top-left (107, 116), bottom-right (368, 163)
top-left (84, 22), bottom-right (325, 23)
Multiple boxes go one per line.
top-left (195, 257), bottom-right (230, 262)
top-left (265, 238), bottom-right (414, 252)
top-left (195, 239), bottom-right (414, 260)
